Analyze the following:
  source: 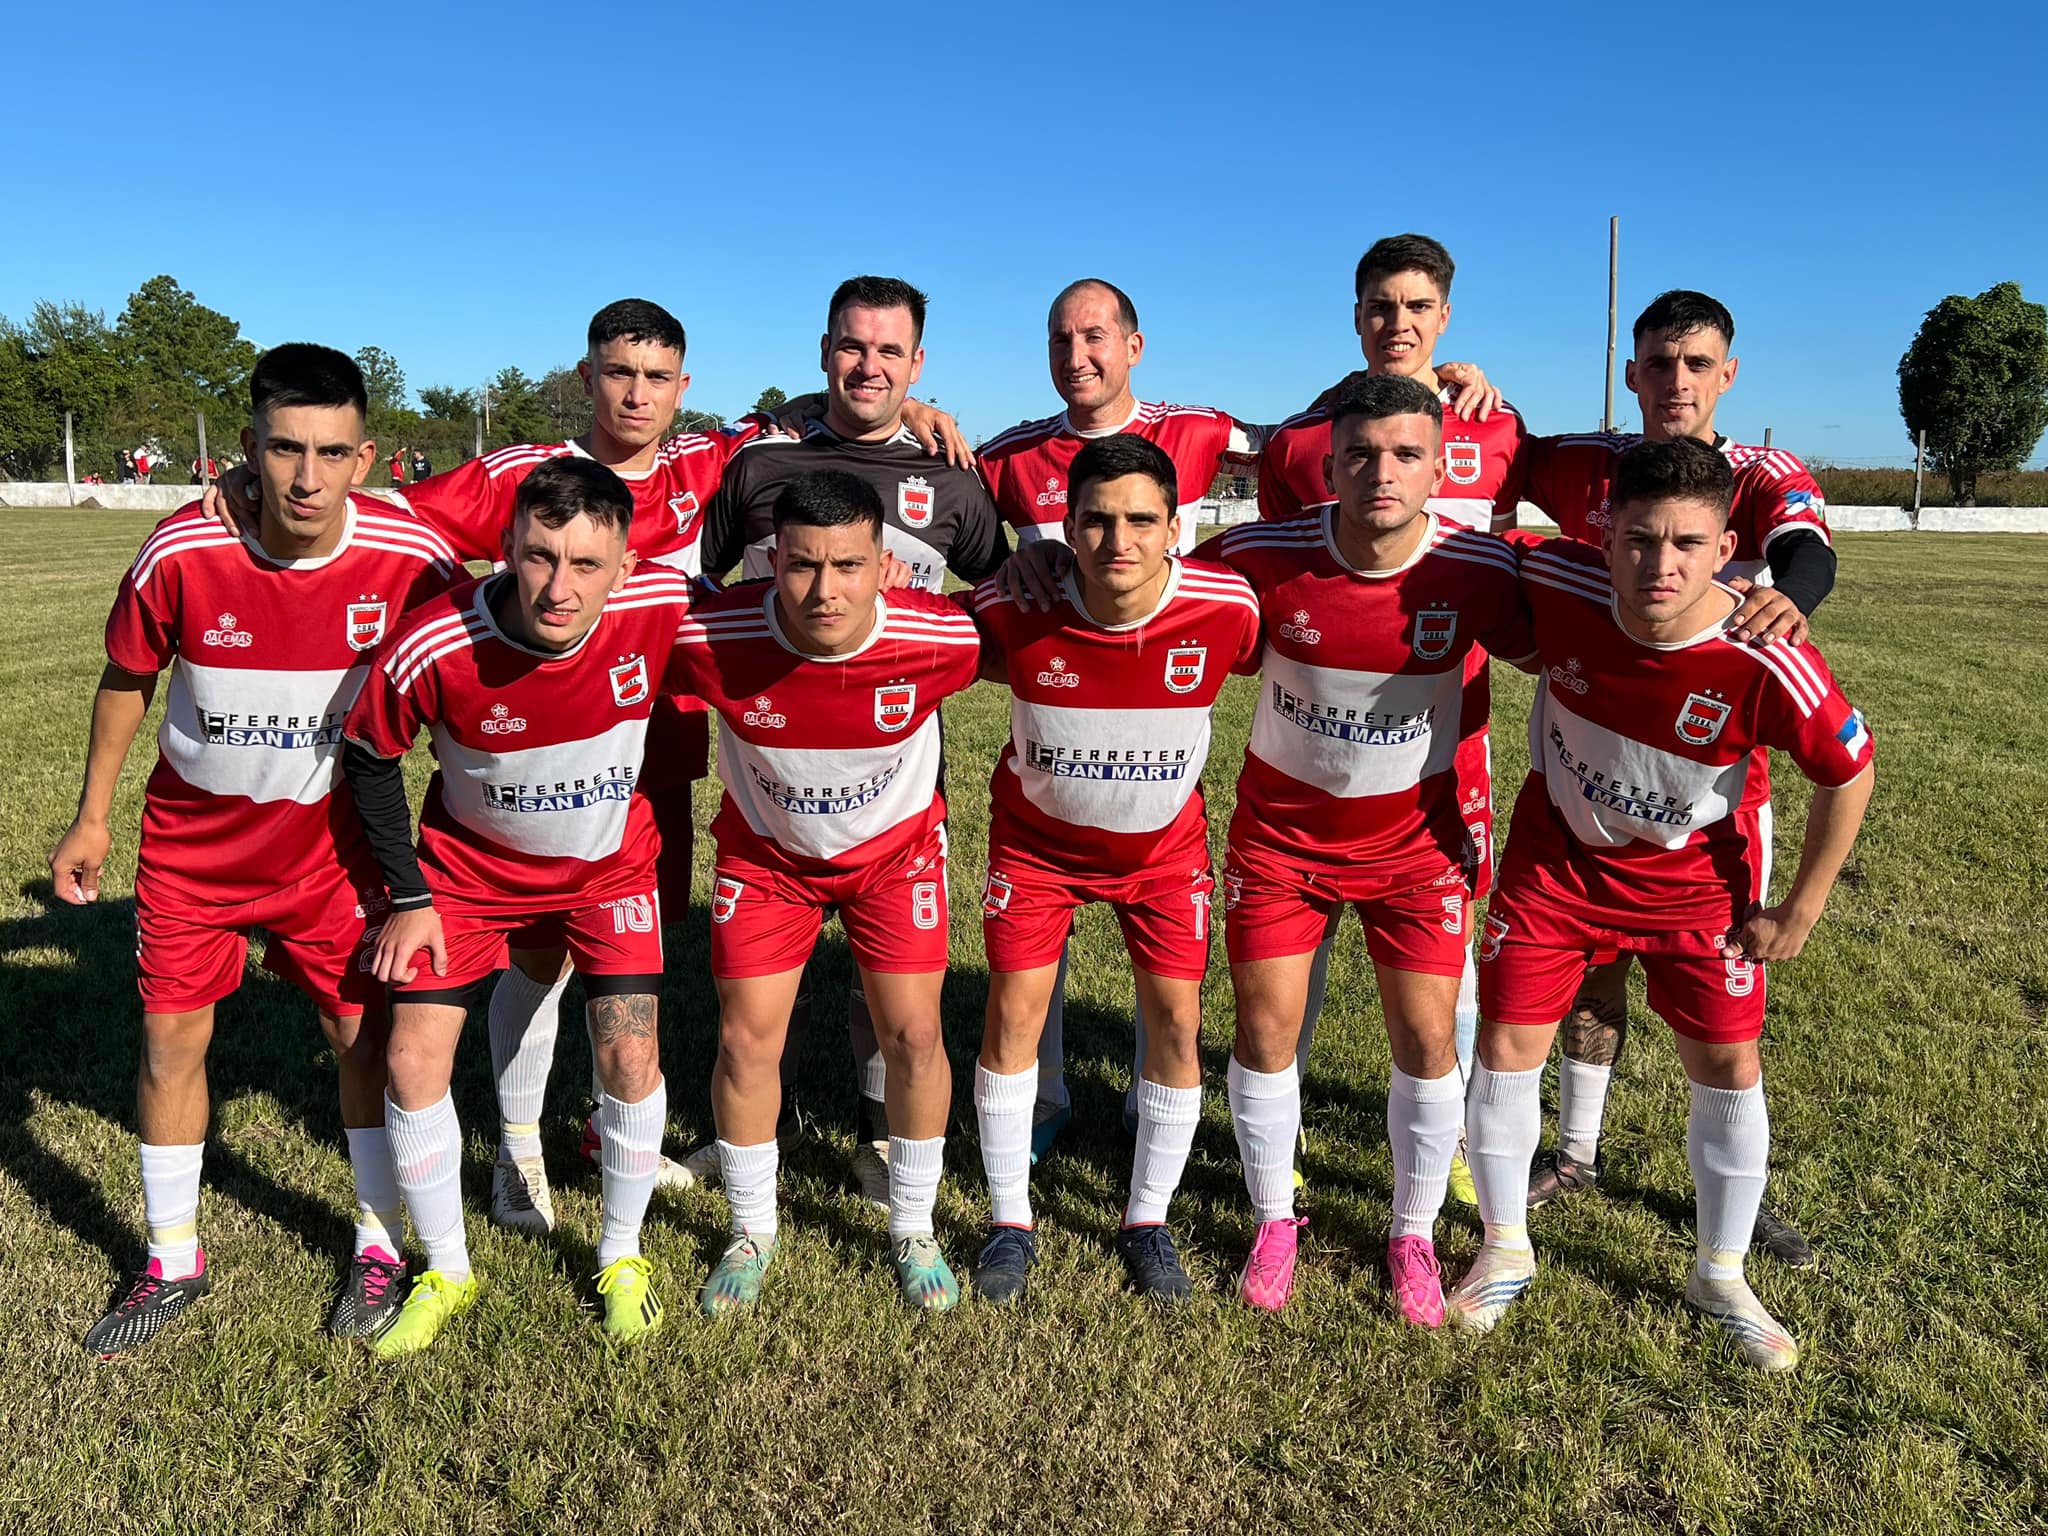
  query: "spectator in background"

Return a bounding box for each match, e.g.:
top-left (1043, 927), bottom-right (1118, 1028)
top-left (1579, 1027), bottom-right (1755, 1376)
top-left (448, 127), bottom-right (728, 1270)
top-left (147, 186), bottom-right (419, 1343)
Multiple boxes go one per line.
top-left (118, 450), bottom-right (135, 483)
top-left (388, 446), bottom-right (407, 487)
top-left (190, 456), bottom-right (219, 484)
top-left (133, 448), bottom-right (153, 484)
top-left (411, 448), bottom-right (431, 481)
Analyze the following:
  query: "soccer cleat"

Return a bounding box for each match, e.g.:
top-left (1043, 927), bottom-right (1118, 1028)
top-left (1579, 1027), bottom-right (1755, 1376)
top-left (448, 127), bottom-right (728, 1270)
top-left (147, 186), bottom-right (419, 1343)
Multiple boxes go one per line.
top-left (83, 1253), bottom-right (211, 1357)
top-left (893, 1234), bottom-right (960, 1312)
top-left (1526, 1148), bottom-right (1601, 1208)
top-left (1446, 1244), bottom-right (1536, 1332)
top-left (678, 1141), bottom-right (723, 1189)
top-left (372, 1269), bottom-right (478, 1358)
top-left (1386, 1235), bottom-right (1446, 1328)
top-left (700, 1232), bottom-right (777, 1316)
top-left (1028, 1101), bottom-right (1072, 1166)
top-left (1238, 1215), bottom-right (1307, 1312)
top-left (1447, 1148), bottom-right (1478, 1209)
top-left (851, 1140), bottom-right (890, 1209)
top-left (1752, 1208), bottom-right (1816, 1269)
top-left (970, 1225), bottom-right (1037, 1306)
top-left (596, 1255), bottom-right (664, 1342)
top-left (1116, 1223), bottom-right (1194, 1302)
top-left (492, 1155), bottom-right (556, 1235)
top-left (329, 1248), bottom-right (408, 1339)
top-left (1294, 1127), bottom-right (1308, 1194)
top-left (580, 1112), bottom-right (698, 1191)
top-left (1685, 1271), bottom-right (1800, 1372)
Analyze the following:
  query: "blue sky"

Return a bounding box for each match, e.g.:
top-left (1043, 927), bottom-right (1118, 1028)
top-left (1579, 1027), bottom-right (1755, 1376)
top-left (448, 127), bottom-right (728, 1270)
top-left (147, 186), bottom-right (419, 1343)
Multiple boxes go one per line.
top-left (5, 0), bottom-right (2045, 465)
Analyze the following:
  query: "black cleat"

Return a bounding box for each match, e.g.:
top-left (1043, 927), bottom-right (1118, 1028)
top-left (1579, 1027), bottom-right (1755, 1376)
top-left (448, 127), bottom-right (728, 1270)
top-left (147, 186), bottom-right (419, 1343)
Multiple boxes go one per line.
top-left (83, 1257), bottom-right (212, 1357)
top-left (328, 1250), bottom-right (409, 1339)
top-left (970, 1226), bottom-right (1037, 1305)
top-left (1527, 1148), bottom-right (1602, 1208)
top-left (1116, 1223), bottom-right (1194, 1302)
top-left (1751, 1208), bottom-right (1816, 1268)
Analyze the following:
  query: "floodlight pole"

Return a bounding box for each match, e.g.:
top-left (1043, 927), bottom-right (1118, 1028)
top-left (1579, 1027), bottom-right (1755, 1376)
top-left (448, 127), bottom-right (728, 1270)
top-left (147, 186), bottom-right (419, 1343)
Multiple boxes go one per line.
top-left (1603, 216), bottom-right (1619, 432)
top-left (197, 411), bottom-right (210, 489)
top-left (1912, 428), bottom-right (1927, 530)
top-left (63, 410), bottom-right (77, 504)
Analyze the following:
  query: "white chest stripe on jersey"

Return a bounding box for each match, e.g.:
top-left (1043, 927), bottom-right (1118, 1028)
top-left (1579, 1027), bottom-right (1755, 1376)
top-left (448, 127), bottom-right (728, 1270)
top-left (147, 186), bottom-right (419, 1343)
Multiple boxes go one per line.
top-left (1247, 650), bottom-right (1462, 799)
top-left (432, 715), bottom-right (650, 861)
top-left (162, 658), bottom-right (363, 806)
top-left (1008, 697), bottom-right (1215, 834)
top-left (1534, 692), bottom-right (1750, 850)
top-left (717, 716), bottom-right (944, 862)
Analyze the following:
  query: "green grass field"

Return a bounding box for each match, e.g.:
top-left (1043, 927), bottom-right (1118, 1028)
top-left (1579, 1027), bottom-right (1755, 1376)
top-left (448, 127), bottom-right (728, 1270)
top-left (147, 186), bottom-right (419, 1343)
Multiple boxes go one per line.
top-left (2, 510), bottom-right (2045, 1534)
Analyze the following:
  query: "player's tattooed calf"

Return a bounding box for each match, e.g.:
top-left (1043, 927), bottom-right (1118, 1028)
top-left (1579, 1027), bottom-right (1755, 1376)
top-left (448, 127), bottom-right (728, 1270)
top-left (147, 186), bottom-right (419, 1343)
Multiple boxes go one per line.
top-left (1561, 970), bottom-right (1630, 1067)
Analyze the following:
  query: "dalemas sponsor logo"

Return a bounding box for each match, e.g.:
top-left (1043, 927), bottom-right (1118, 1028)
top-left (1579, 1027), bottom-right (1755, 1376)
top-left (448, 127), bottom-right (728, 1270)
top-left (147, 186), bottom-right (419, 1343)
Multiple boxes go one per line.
top-left (1036, 656), bottom-right (1081, 688)
top-left (1278, 609), bottom-right (1321, 645)
top-left (1034, 477), bottom-right (1066, 509)
top-left (1547, 723), bottom-right (1695, 826)
top-left (898, 476), bottom-right (935, 529)
top-left (1445, 442), bottom-right (1482, 486)
top-left (203, 613), bottom-right (255, 648)
top-left (1164, 645), bottom-right (1206, 694)
top-left (481, 702), bottom-right (527, 735)
top-left (482, 766), bottom-right (637, 812)
top-left (1587, 494), bottom-right (1613, 529)
top-left (743, 695), bottom-right (787, 729)
top-left (1270, 683), bottom-right (1431, 747)
top-left (201, 707), bottom-right (346, 749)
top-left (1024, 740), bottom-right (1192, 782)
top-left (346, 599), bottom-right (388, 651)
top-left (668, 490), bottom-right (700, 536)
top-left (875, 683), bottom-right (916, 732)
top-left (982, 871), bottom-right (1013, 917)
top-left (1675, 690), bottom-right (1731, 746)
top-left (749, 758), bottom-right (901, 815)
top-left (1412, 605), bottom-right (1458, 661)
top-left (1549, 656), bottom-right (1591, 694)
top-left (610, 655), bottom-right (650, 708)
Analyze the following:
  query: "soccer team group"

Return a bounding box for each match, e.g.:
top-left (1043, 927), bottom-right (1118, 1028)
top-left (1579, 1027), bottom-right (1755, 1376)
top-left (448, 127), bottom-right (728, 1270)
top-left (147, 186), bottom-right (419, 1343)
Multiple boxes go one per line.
top-left (49, 236), bottom-right (1875, 1373)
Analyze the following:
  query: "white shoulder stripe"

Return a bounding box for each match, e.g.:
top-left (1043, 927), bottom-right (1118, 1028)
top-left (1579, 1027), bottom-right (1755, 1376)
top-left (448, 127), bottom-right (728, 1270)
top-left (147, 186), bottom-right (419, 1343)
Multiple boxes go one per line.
top-left (382, 609), bottom-right (479, 677)
top-left (1523, 568), bottom-right (1610, 605)
top-left (1721, 638), bottom-right (1816, 717)
top-left (392, 623), bottom-right (487, 694)
top-left (132, 524), bottom-right (237, 586)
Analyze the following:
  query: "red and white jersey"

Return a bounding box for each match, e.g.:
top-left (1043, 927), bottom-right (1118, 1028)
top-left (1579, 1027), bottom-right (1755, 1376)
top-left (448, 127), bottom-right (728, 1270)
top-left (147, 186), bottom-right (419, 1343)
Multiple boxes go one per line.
top-left (968, 558), bottom-right (1262, 877)
top-left (344, 567), bottom-right (695, 911)
top-left (1199, 510), bottom-right (1535, 888)
top-left (1503, 432), bottom-right (1830, 584)
top-left (666, 585), bottom-right (981, 876)
top-left (1507, 536), bottom-right (1872, 927)
top-left (105, 498), bottom-right (461, 906)
top-left (395, 418), bottom-right (769, 575)
top-left (1257, 389), bottom-right (1527, 532)
top-left (977, 401), bottom-right (1262, 554)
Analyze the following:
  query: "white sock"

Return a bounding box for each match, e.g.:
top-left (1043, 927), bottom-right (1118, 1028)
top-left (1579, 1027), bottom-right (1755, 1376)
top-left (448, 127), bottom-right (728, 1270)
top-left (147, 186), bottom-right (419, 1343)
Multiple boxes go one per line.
top-left (488, 966), bottom-right (568, 1159)
top-left (139, 1142), bottom-right (204, 1279)
top-left (1039, 942), bottom-right (1073, 1114)
top-left (1125, 1079), bottom-right (1201, 1227)
top-left (1388, 1064), bottom-right (1465, 1240)
top-left (344, 1126), bottom-right (402, 1258)
top-left (1227, 1056), bottom-right (1300, 1224)
top-left (975, 1063), bottom-right (1037, 1228)
top-left (887, 1135), bottom-right (945, 1240)
top-left (1466, 1061), bottom-right (1542, 1252)
top-left (1558, 1057), bottom-right (1614, 1165)
top-left (1295, 927), bottom-right (1338, 1080)
top-left (718, 1139), bottom-right (779, 1240)
top-left (1454, 949), bottom-right (1479, 1080)
top-left (1124, 990), bottom-right (1149, 1124)
top-left (1689, 1080), bottom-right (1769, 1282)
top-left (597, 1080), bottom-right (667, 1266)
top-left (385, 1092), bottom-right (470, 1281)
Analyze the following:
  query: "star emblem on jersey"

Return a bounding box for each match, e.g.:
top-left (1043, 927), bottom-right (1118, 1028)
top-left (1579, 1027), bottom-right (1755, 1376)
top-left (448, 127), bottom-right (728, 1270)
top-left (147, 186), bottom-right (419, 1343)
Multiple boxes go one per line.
top-left (1412, 605), bottom-right (1458, 661)
top-left (1278, 609), bottom-right (1321, 645)
top-left (346, 598), bottom-right (389, 651)
top-left (609, 655), bottom-right (650, 708)
top-left (874, 682), bottom-right (917, 732)
top-left (1676, 690), bottom-right (1732, 746)
top-left (1164, 645), bottom-right (1207, 693)
top-left (1444, 442), bottom-right (1482, 486)
top-left (743, 695), bottom-right (787, 729)
top-left (482, 701), bottom-right (528, 735)
top-left (668, 491), bottom-right (700, 536)
top-left (203, 612), bottom-right (253, 647)
top-left (898, 476), bottom-right (935, 529)
top-left (1036, 656), bottom-right (1080, 688)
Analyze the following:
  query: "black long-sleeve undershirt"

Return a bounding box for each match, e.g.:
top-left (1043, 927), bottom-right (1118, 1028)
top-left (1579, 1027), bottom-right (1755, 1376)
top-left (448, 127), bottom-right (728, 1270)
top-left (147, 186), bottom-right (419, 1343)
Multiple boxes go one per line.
top-left (341, 738), bottom-right (433, 910)
top-left (1767, 528), bottom-right (1836, 616)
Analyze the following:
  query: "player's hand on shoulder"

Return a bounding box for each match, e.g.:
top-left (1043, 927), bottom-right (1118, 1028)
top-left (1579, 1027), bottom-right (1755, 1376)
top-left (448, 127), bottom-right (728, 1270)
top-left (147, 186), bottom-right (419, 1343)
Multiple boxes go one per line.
top-left (902, 396), bottom-right (973, 470)
top-left (771, 392), bottom-right (826, 439)
top-left (1721, 902), bottom-right (1817, 964)
top-left (1437, 361), bottom-right (1500, 422)
top-left (201, 464), bottom-right (261, 534)
top-left (49, 818), bottom-right (111, 904)
top-left (1725, 580), bottom-right (1808, 647)
top-left (878, 551), bottom-right (917, 591)
top-left (993, 540), bottom-right (1071, 608)
top-left (374, 905), bottom-right (446, 986)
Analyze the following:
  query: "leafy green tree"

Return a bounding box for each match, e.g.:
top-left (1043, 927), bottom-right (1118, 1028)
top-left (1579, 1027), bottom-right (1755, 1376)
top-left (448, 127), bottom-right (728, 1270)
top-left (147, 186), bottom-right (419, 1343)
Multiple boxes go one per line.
top-left (753, 386), bottom-right (788, 413)
top-left (114, 275), bottom-right (258, 426)
top-left (487, 366), bottom-right (550, 449)
top-left (0, 303), bottom-right (122, 478)
top-left (676, 408), bottom-right (727, 434)
top-left (1898, 281), bottom-right (2048, 505)
top-left (355, 345), bottom-right (408, 412)
top-left (419, 384), bottom-right (474, 422)
top-left (540, 365), bottom-right (594, 440)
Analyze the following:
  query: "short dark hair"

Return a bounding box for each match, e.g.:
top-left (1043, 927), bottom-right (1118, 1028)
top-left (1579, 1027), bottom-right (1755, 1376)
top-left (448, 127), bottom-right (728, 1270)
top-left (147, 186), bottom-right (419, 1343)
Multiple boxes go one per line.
top-left (1069, 434), bottom-right (1177, 514)
top-left (828, 276), bottom-right (929, 345)
top-left (1632, 289), bottom-right (1735, 348)
top-left (1049, 278), bottom-right (1139, 337)
top-left (587, 298), bottom-right (687, 359)
top-left (771, 470), bottom-right (884, 536)
top-left (1355, 234), bottom-right (1455, 301)
top-left (511, 457), bottom-right (634, 535)
top-left (1328, 372), bottom-right (1444, 434)
top-left (250, 343), bottom-right (368, 421)
top-left (1610, 437), bottom-right (1733, 525)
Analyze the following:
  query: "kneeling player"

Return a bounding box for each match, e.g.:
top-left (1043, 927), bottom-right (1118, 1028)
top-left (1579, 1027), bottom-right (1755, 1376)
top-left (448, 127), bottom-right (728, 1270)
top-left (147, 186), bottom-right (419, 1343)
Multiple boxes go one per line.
top-left (342, 459), bottom-right (692, 1352)
top-left (1449, 439), bottom-right (1873, 1370)
top-left (965, 435), bottom-right (1259, 1303)
top-left (669, 472), bottom-right (981, 1313)
top-left (50, 344), bottom-right (459, 1352)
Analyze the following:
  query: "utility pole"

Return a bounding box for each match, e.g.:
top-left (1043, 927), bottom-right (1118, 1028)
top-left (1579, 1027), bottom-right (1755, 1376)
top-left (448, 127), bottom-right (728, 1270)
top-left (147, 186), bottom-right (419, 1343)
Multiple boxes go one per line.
top-left (1603, 216), bottom-right (1619, 432)
top-left (1912, 427), bottom-right (1927, 530)
top-left (63, 410), bottom-right (77, 504)
top-left (196, 411), bottom-right (210, 488)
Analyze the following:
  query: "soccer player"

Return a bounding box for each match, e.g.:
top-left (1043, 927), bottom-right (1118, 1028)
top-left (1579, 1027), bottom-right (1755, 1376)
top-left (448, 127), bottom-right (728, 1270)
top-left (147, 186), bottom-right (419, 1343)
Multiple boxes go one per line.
top-left (1449, 439), bottom-right (1873, 1370)
top-left (964, 434), bottom-right (1260, 1303)
top-left (1498, 291), bottom-right (1838, 1261)
top-left (670, 471), bottom-right (981, 1313)
top-left (50, 343), bottom-right (460, 1353)
top-left (692, 276), bottom-right (1009, 1202)
top-left (1199, 374), bottom-right (1536, 1322)
top-left (340, 458), bottom-right (692, 1352)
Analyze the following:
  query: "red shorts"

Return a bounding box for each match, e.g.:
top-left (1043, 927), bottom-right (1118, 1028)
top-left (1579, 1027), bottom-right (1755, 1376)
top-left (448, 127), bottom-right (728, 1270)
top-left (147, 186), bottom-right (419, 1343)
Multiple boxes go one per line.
top-left (135, 861), bottom-right (381, 1017)
top-left (1223, 846), bottom-right (1469, 975)
top-left (710, 824), bottom-right (948, 979)
top-left (1477, 893), bottom-right (1765, 1043)
top-left (982, 849), bottom-right (1214, 981)
top-left (390, 888), bottom-right (665, 996)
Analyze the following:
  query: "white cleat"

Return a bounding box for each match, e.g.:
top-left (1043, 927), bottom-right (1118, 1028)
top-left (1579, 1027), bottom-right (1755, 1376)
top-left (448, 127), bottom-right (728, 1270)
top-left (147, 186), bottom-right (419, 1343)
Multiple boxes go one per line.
top-left (1446, 1243), bottom-right (1536, 1332)
top-left (1684, 1271), bottom-right (1800, 1373)
top-left (851, 1139), bottom-right (890, 1210)
top-left (672, 1143), bottom-right (723, 1190)
top-left (491, 1155), bottom-right (556, 1235)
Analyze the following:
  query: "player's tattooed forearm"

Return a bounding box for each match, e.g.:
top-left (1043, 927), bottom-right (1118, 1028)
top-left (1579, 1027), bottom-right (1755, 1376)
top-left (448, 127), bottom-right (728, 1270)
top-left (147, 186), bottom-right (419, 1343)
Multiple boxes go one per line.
top-left (1561, 1000), bottom-right (1628, 1066)
top-left (589, 993), bottom-right (658, 1045)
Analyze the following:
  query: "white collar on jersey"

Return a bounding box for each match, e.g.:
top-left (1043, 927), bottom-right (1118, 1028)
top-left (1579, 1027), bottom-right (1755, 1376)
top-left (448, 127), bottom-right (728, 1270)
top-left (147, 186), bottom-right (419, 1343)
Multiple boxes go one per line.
top-left (1059, 557), bottom-right (1183, 631)
top-left (1320, 505), bottom-right (1439, 579)
top-left (761, 586), bottom-right (889, 663)
top-left (472, 571), bottom-right (607, 660)
top-left (565, 436), bottom-right (654, 483)
top-left (1059, 398), bottom-right (1146, 440)
top-left (236, 496), bottom-right (360, 571)
top-left (1606, 580), bottom-right (1745, 651)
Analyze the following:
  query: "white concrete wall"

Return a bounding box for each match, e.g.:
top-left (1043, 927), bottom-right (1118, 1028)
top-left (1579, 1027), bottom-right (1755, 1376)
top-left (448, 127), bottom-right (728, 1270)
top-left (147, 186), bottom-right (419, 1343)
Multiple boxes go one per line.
top-left (1196, 498), bottom-right (2048, 535)
top-left (0, 482), bottom-right (202, 511)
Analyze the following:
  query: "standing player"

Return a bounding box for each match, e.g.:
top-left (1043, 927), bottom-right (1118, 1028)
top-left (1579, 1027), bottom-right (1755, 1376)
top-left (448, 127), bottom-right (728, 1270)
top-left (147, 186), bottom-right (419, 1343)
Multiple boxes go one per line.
top-left (341, 459), bottom-right (691, 1352)
top-left (1497, 291), bottom-right (1837, 1262)
top-left (1199, 375), bottom-right (1536, 1322)
top-left (1450, 440), bottom-right (1873, 1369)
top-left (965, 435), bottom-right (1260, 1303)
top-left (50, 344), bottom-right (460, 1353)
top-left (672, 471), bottom-right (981, 1313)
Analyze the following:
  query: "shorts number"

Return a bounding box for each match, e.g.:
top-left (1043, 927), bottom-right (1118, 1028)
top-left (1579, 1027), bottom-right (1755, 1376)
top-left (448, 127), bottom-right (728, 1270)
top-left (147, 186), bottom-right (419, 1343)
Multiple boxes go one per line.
top-left (1466, 820), bottom-right (1489, 871)
top-left (1440, 895), bottom-right (1465, 937)
top-left (1191, 889), bottom-right (1211, 942)
top-left (911, 881), bottom-right (941, 931)
top-left (611, 894), bottom-right (655, 934)
top-left (1724, 957), bottom-right (1757, 997)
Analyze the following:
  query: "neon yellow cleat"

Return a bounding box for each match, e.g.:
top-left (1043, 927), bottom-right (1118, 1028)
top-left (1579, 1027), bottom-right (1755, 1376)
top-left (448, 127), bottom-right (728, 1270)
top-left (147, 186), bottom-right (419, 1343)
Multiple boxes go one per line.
top-left (596, 1255), bottom-right (664, 1342)
top-left (371, 1269), bottom-right (478, 1358)
top-left (1447, 1148), bottom-right (1478, 1209)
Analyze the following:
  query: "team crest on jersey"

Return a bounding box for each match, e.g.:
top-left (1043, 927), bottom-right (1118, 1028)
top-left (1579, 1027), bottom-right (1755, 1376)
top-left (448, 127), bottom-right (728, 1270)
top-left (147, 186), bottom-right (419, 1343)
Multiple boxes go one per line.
top-left (1480, 912), bottom-right (1510, 962)
top-left (668, 490), bottom-right (700, 536)
top-left (898, 476), bottom-right (935, 529)
top-left (1445, 442), bottom-right (1482, 486)
top-left (711, 876), bottom-right (744, 925)
top-left (1164, 646), bottom-right (1207, 694)
top-left (874, 682), bottom-right (917, 732)
top-left (1676, 690), bottom-right (1731, 746)
top-left (982, 871), bottom-right (1013, 918)
top-left (346, 600), bottom-right (388, 652)
top-left (609, 655), bottom-right (650, 708)
top-left (1412, 605), bottom-right (1458, 661)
